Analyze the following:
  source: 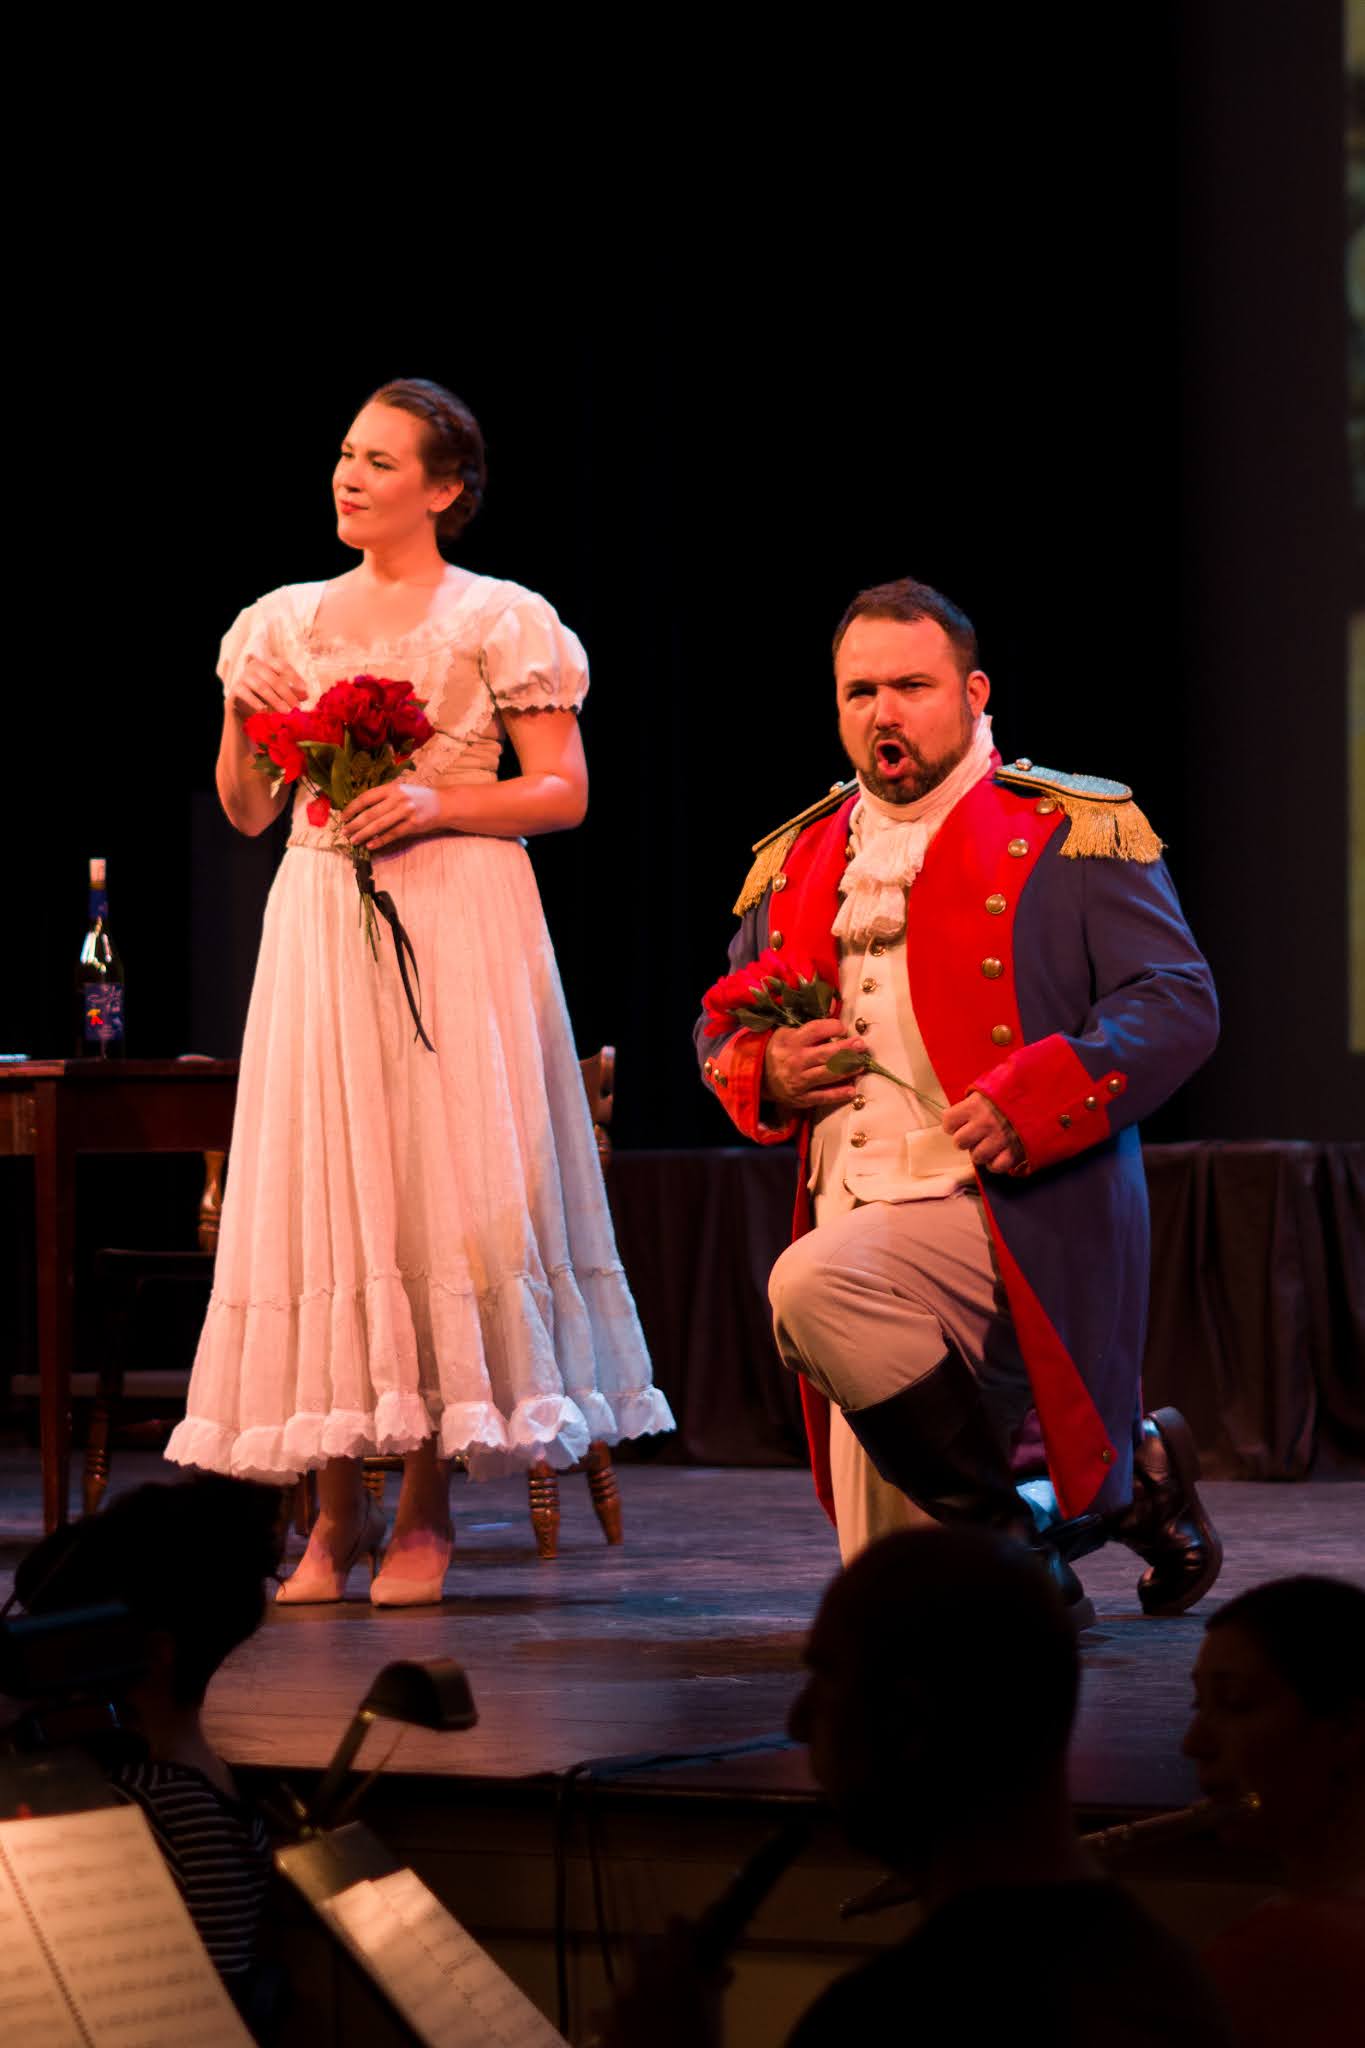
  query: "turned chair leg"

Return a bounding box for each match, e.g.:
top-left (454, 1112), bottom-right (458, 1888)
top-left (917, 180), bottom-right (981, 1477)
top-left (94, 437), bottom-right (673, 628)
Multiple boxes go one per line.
top-left (84, 1401), bottom-right (113, 1516)
top-left (528, 1461), bottom-right (561, 1559)
top-left (584, 1441), bottom-right (624, 1546)
top-left (291, 1474), bottom-right (315, 1539)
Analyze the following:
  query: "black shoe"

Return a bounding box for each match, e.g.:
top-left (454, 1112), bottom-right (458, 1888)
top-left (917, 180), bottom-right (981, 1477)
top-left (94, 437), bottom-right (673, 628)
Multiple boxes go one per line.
top-left (1110, 1407), bottom-right (1223, 1617)
top-left (844, 1370), bottom-right (1098, 1630)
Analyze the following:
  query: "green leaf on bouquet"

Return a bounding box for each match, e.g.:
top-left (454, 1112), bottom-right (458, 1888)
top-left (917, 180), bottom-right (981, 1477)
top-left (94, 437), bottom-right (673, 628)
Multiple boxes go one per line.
top-left (351, 750), bottom-right (373, 780)
top-left (733, 1004), bottom-right (782, 1033)
top-left (298, 740), bottom-right (337, 759)
top-left (791, 983), bottom-right (834, 1022)
top-left (330, 752), bottom-right (354, 808)
top-left (375, 744), bottom-right (396, 774)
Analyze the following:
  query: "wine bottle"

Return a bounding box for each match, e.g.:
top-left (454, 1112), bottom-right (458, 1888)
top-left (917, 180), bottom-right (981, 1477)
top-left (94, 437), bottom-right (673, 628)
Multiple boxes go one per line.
top-left (75, 857), bottom-right (126, 1058)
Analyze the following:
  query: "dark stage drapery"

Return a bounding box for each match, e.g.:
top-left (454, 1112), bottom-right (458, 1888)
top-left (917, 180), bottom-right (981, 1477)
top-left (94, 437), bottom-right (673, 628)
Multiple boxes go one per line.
top-left (608, 1143), bottom-right (1365, 1482)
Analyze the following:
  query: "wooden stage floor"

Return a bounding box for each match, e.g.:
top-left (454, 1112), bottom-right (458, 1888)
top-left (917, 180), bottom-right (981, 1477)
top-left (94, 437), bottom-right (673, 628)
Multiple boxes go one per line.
top-left (3, 1453), bottom-right (1362, 1820)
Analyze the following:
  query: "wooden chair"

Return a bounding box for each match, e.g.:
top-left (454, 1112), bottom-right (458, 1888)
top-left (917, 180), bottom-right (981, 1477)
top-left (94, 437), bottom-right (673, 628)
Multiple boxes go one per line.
top-left (82, 1152), bottom-right (224, 1515)
top-left (82, 1060), bottom-right (626, 1561)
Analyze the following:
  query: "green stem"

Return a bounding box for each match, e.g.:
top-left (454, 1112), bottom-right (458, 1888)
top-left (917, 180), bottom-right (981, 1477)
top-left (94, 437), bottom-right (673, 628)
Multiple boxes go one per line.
top-left (825, 1048), bottom-right (946, 1114)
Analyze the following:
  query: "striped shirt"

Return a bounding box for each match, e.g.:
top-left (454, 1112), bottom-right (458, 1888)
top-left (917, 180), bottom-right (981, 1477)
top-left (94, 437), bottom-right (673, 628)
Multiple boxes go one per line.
top-left (113, 1760), bottom-right (271, 1985)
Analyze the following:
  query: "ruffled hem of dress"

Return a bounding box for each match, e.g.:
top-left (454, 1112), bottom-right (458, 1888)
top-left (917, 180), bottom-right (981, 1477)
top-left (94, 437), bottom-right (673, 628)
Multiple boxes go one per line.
top-left (163, 1385), bottom-right (673, 1485)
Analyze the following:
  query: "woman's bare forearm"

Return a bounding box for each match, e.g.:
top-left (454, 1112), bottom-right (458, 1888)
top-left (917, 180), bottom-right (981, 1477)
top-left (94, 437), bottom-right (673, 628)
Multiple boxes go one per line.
top-left (435, 771), bottom-right (588, 839)
top-left (216, 708), bottom-right (288, 837)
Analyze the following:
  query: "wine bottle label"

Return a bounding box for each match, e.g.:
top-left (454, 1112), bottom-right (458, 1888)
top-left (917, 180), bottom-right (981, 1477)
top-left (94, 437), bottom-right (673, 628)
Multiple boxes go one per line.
top-left (81, 983), bottom-right (125, 1044)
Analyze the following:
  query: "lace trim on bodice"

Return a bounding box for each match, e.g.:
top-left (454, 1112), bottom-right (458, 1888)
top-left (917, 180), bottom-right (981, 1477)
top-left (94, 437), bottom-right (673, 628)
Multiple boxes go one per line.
top-left (262, 575), bottom-right (585, 850)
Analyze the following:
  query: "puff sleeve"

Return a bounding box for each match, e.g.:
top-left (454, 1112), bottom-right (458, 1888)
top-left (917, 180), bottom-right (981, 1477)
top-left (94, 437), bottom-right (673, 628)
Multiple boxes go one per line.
top-left (482, 589), bottom-right (589, 714)
top-left (217, 599), bottom-right (274, 701)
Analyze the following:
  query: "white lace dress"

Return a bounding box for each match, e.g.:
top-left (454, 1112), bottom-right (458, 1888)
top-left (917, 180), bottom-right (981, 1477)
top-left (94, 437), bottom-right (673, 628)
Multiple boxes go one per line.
top-left (166, 572), bottom-right (673, 1483)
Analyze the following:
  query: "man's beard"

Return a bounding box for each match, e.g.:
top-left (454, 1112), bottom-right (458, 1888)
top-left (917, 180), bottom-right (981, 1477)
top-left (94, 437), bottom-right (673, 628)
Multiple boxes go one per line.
top-left (854, 724), bottom-right (973, 806)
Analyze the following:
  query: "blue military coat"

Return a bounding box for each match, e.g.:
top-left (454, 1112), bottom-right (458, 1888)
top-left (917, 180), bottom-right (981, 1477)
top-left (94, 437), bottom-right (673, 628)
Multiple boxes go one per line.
top-left (696, 768), bottom-right (1218, 1521)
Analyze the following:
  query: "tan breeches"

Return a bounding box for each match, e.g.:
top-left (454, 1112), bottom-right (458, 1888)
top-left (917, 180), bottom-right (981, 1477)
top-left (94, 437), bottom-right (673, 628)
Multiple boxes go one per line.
top-left (769, 1190), bottom-right (1034, 1564)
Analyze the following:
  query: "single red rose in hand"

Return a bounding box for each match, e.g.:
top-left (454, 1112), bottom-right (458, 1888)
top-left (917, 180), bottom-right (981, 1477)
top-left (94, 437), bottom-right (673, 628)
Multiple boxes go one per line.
top-left (306, 794), bottom-right (332, 827)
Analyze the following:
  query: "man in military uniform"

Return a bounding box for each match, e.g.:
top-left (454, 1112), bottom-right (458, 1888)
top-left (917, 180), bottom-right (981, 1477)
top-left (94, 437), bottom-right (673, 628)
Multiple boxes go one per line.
top-left (695, 577), bottom-right (1222, 1621)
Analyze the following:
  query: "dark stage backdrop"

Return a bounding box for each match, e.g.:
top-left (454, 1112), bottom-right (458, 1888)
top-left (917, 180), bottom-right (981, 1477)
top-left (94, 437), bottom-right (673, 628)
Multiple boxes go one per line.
top-left (7, 4), bottom-right (1359, 1149)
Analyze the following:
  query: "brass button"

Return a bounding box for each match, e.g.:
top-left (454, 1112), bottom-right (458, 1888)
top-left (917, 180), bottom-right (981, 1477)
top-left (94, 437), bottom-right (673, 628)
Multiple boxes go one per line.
top-left (852, 1093), bottom-right (867, 1110)
top-left (771, 874), bottom-right (787, 893)
top-left (1107, 1076), bottom-right (1123, 1094)
top-left (1101, 1447), bottom-right (1115, 1466)
top-left (770, 931), bottom-right (784, 949)
top-left (869, 940), bottom-right (886, 957)
top-left (861, 977), bottom-right (878, 994)
top-left (1059, 1113), bottom-right (1072, 1129)
top-left (854, 1017), bottom-right (868, 1034)
top-left (1007, 838), bottom-right (1030, 858)
top-left (1036, 796), bottom-right (1059, 815)
top-left (849, 1130), bottom-right (868, 1148)
top-left (985, 893), bottom-right (1007, 915)
top-left (1015, 757), bottom-right (1033, 771)
top-left (1084, 1094), bottom-right (1098, 1111)
top-left (703, 1058), bottom-right (714, 1078)
top-left (991, 1024), bottom-right (1014, 1047)
top-left (716, 1072), bottom-right (728, 1089)
top-left (981, 958), bottom-right (1004, 979)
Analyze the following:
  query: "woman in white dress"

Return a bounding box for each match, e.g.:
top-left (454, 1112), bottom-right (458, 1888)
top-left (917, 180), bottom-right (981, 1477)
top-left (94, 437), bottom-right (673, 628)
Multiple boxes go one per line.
top-left (166, 378), bottom-right (673, 1603)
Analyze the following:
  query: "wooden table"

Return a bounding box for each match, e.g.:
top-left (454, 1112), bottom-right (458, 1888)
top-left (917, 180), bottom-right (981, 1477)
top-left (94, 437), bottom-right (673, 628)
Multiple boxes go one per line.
top-left (0, 1059), bottom-right (238, 1532)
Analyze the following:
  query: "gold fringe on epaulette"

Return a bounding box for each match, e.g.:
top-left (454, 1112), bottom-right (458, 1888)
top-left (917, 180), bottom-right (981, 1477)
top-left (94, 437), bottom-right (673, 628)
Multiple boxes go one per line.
top-left (1057, 795), bottom-right (1164, 862)
top-left (733, 828), bottom-right (800, 914)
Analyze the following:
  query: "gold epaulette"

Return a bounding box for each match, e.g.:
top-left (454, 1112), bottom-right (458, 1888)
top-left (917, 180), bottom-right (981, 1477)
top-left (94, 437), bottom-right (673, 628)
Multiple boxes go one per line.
top-left (995, 759), bottom-right (1164, 862)
top-left (732, 779), bottom-right (857, 915)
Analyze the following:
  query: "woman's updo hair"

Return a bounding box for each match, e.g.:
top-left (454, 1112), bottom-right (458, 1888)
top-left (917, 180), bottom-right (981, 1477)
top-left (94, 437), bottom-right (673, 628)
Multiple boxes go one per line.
top-left (366, 377), bottom-right (487, 539)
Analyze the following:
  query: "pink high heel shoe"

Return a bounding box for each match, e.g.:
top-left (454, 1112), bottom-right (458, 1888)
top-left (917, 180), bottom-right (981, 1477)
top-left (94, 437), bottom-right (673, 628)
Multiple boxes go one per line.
top-left (369, 1525), bottom-right (454, 1608)
top-left (275, 1500), bottom-right (388, 1605)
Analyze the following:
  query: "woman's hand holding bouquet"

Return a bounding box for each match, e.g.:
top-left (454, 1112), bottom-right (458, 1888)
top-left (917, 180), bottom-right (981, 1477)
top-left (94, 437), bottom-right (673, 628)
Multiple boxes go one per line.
top-left (243, 673), bottom-right (440, 1047)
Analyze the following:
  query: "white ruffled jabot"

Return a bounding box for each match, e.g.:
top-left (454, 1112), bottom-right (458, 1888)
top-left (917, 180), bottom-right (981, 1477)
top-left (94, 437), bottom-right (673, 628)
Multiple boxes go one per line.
top-left (833, 716), bottom-right (997, 949)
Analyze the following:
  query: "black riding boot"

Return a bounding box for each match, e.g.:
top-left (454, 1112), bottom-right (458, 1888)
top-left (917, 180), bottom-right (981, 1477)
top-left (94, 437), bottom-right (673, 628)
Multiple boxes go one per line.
top-left (1108, 1407), bottom-right (1223, 1616)
top-left (843, 1365), bottom-right (1099, 1630)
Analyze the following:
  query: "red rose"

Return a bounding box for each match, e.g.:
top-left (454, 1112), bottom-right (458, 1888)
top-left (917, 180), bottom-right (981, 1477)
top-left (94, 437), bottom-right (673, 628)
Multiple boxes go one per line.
top-left (701, 952), bottom-right (838, 1038)
top-left (304, 706), bottom-right (345, 746)
top-left (306, 794), bottom-right (332, 827)
top-left (388, 697), bottom-right (434, 750)
top-left (243, 711), bottom-right (306, 784)
top-left (315, 681), bottom-right (365, 725)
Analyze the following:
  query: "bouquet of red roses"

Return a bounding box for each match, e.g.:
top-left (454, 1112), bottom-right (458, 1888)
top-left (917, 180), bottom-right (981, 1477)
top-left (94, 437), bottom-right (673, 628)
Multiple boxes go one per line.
top-left (245, 676), bottom-right (437, 1046)
top-left (701, 948), bottom-right (940, 1104)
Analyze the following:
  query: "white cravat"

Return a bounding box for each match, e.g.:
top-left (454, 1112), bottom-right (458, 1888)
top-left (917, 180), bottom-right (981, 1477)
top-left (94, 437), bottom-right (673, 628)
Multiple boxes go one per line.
top-left (833, 714), bottom-right (996, 950)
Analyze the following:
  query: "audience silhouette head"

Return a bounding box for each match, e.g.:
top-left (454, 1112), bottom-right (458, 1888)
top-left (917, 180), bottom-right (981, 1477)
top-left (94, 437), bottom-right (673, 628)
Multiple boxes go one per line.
top-left (1183, 1573), bottom-right (1365, 1877)
top-left (17, 1475), bottom-right (282, 1708)
top-left (789, 1524), bottom-right (1079, 1872)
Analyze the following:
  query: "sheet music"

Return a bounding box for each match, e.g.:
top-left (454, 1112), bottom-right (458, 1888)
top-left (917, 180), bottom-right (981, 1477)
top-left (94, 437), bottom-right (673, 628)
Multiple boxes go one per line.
top-left (322, 1865), bottom-right (567, 2047)
top-left (0, 1805), bottom-right (253, 2047)
top-left (0, 1876), bottom-right (86, 2047)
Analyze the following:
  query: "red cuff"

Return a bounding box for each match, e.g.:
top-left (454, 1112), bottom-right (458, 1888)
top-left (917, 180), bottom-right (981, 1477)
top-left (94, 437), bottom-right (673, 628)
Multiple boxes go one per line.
top-left (972, 1032), bottom-right (1128, 1171)
top-left (702, 1029), bottom-right (798, 1144)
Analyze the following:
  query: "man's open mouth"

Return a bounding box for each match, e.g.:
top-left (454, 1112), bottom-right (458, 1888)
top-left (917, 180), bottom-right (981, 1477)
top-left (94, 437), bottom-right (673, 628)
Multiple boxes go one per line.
top-left (875, 738), bottom-right (908, 772)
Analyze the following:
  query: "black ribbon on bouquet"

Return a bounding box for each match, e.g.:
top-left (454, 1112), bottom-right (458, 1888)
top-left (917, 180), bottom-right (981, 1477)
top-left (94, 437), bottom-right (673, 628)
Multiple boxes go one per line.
top-left (355, 856), bottom-right (435, 1052)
